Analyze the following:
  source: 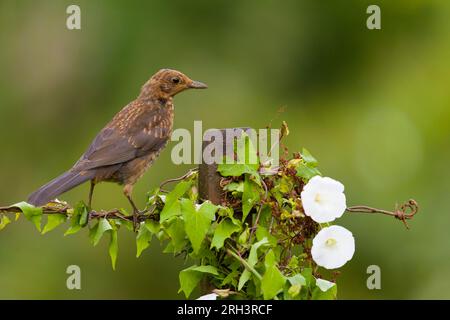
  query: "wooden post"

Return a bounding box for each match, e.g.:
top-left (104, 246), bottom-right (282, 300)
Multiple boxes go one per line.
top-left (198, 127), bottom-right (249, 295)
top-left (198, 128), bottom-right (250, 205)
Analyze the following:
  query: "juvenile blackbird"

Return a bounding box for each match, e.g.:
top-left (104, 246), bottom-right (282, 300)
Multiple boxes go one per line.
top-left (28, 69), bottom-right (207, 227)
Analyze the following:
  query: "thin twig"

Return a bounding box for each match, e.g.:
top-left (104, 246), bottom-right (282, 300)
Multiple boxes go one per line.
top-left (159, 167), bottom-right (198, 192)
top-left (0, 203), bottom-right (157, 223)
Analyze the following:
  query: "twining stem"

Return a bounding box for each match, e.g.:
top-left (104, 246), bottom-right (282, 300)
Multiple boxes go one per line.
top-left (226, 247), bottom-right (262, 281)
top-left (346, 199), bottom-right (419, 229)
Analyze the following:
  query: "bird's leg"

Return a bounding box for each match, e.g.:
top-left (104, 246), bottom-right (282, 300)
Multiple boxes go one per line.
top-left (88, 180), bottom-right (96, 209)
top-left (123, 184), bottom-right (140, 232)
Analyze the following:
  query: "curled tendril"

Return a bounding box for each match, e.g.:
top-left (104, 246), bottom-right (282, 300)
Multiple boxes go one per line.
top-left (346, 199), bottom-right (419, 229)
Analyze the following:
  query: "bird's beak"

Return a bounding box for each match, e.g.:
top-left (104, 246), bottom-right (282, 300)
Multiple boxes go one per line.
top-left (189, 80), bottom-right (208, 89)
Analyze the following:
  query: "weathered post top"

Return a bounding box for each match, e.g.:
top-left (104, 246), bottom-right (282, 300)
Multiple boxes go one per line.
top-left (198, 128), bottom-right (250, 205)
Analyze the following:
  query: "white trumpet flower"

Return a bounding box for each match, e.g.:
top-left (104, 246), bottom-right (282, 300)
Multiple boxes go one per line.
top-left (311, 225), bottom-right (355, 269)
top-left (301, 176), bottom-right (347, 223)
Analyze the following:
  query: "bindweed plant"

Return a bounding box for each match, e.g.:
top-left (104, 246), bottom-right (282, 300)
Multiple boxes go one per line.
top-left (0, 128), bottom-right (418, 300)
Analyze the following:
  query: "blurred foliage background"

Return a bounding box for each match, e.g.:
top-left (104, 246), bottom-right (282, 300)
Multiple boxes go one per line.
top-left (0, 0), bottom-right (449, 299)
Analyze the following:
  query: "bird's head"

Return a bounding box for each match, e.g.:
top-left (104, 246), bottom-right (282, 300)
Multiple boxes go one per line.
top-left (140, 69), bottom-right (207, 99)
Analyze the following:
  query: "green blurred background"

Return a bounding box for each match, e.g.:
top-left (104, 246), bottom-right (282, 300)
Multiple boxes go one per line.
top-left (0, 0), bottom-right (449, 299)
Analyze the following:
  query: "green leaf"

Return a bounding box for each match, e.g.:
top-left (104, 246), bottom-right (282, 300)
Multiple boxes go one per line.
top-left (64, 202), bottom-right (88, 236)
top-left (136, 224), bottom-right (153, 257)
top-left (178, 265), bottom-right (219, 298)
top-left (78, 203), bottom-right (89, 227)
top-left (248, 237), bottom-right (269, 266)
top-left (315, 278), bottom-right (336, 292)
top-left (165, 218), bottom-right (186, 253)
top-left (261, 250), bottom-right (286, 300)
top-left (197, 201), bottom-right (218, 220)
top-left (288, 284), bottom-right (301, 298)
top-left (296, 162), bottom-right (321, 180)
top-left (211, 218), bottom-right (241, 250)
top-left (217, 133), bottom-right (260, 178)
top-left (182, 199), bottom-right (214, 254)
top-left (255, 226), bottom-right (277, 247)
top-left (144, 220), bottom-right (160, 234)
top-left (42, 214), bottom-right (66, 234)
top-left (238, 237), bottom-right (269, 290)
top-left (223, 182), bottom-right (244, 193)
top-left (238, 269), bottom-right (252, 291)
top-left (118, 219), bottom-right (134, 231)
top-left (160, 181), bottom-right (193, 222)
top-left (312, 279), bottom-right (337, 300)
top-left (109, 229), bottom-right (118, 270)
top-left (217, 163), bottom-right (259, 177)
top-left (301, 268), bottom-right (314, 288)
top-left (222, 261), bottom-right (240, 287)
top-left (13, 202), bottom-right (43, 232)
top-left (301, 148), bottom-right (318, 166)
top-left (0, 215), bottom-right (11, 231)
top-left (64, 223), bottom-right (81, 236)
top-left (90, 218), bottom-right (112, 246)
top-left (242, 175), bottom-right (261, 222)
top-left (288, 274), bottom-right (306, 286)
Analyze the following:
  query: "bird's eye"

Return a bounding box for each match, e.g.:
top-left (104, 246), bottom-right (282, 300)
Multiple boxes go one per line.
top-left (171, 77), bottom-right (180, 84)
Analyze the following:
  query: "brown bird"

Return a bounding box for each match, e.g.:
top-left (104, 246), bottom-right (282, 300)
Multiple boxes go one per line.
top-left (28, 69), bottom-right (207, 227)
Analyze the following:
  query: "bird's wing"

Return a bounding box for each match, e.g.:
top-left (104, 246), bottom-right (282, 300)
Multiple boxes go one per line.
top-left (74, 104), bottom-right (171, 171)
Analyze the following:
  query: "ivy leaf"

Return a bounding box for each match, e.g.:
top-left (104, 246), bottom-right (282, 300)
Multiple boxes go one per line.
top-left (13, 202), bottom-right (42, 232)
top-left (295, 148), bottom-right (321, 181)
top-left (217, 163), bottom-right (259, 177)
top-left (178, 265), bottom-right (219, 298)
top-left (261, 250), bottom-right (286, 299)
top-left (238, 237), bottom-right (269, 290)
top-left (182, 199), bottom-right (214, 254)
top-left (198, 201), bottom-right (218, 220)
top-left (315, 278), bottom-right (336, 292)
top-left (90, 218), bottom-right (112, 246)
top-left (238, 270), bottom-right (252, 291)
top-left (217, 133), bottom-right (260, 178)
top-left (64, 202), bottom-right (88, 236)
top-left (42, 214), bottom-right (67, 234)
top-left (109, 229), bottom-right (118, 270)
top-left (301, 148), bottom-right (318, 166)
top-left (144, 220), bottom-right (160, 234)
top-left (296, 163), bottom-right (321, 180)
top-left (160, 180), bottom-right (193, 222)
top-left (222, 261), bottom-right (241, 287)
top-left (165, 218), bottom-right (186, 253)
top-left (255, 226), bottom-right (277, 247)
top-left (223, 182), bottom-right (244, 193)
top-left (211, 218), bottom-right (241, 250)
top-left (288, 274), bottom-right (306, 287)
top-left (136, 224), bottom-right (153, 257)
top-left (78, 202), bottom-right (89, 227)
top-left (301, 268), bottom-right (314, 288)
top-left (242, 175), bottom-right (261, 222)
top-left (248, 237), bottom-right (269, 267)
top-left (0, 215), bottom-right (11, 231)
top-left (312, 279), bottom-right (337, 300)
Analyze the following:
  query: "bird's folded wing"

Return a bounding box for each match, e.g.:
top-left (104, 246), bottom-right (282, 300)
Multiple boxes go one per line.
top-left (74, 116), bottom-right (170, 171)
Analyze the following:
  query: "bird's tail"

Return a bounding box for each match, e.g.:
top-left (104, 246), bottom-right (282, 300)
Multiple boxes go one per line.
top-left (28, 170), bottom-right (94, 207)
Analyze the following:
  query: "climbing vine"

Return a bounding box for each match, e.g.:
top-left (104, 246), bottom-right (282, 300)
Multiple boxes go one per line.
top-left (0, 129), bottom-right (418, 300)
